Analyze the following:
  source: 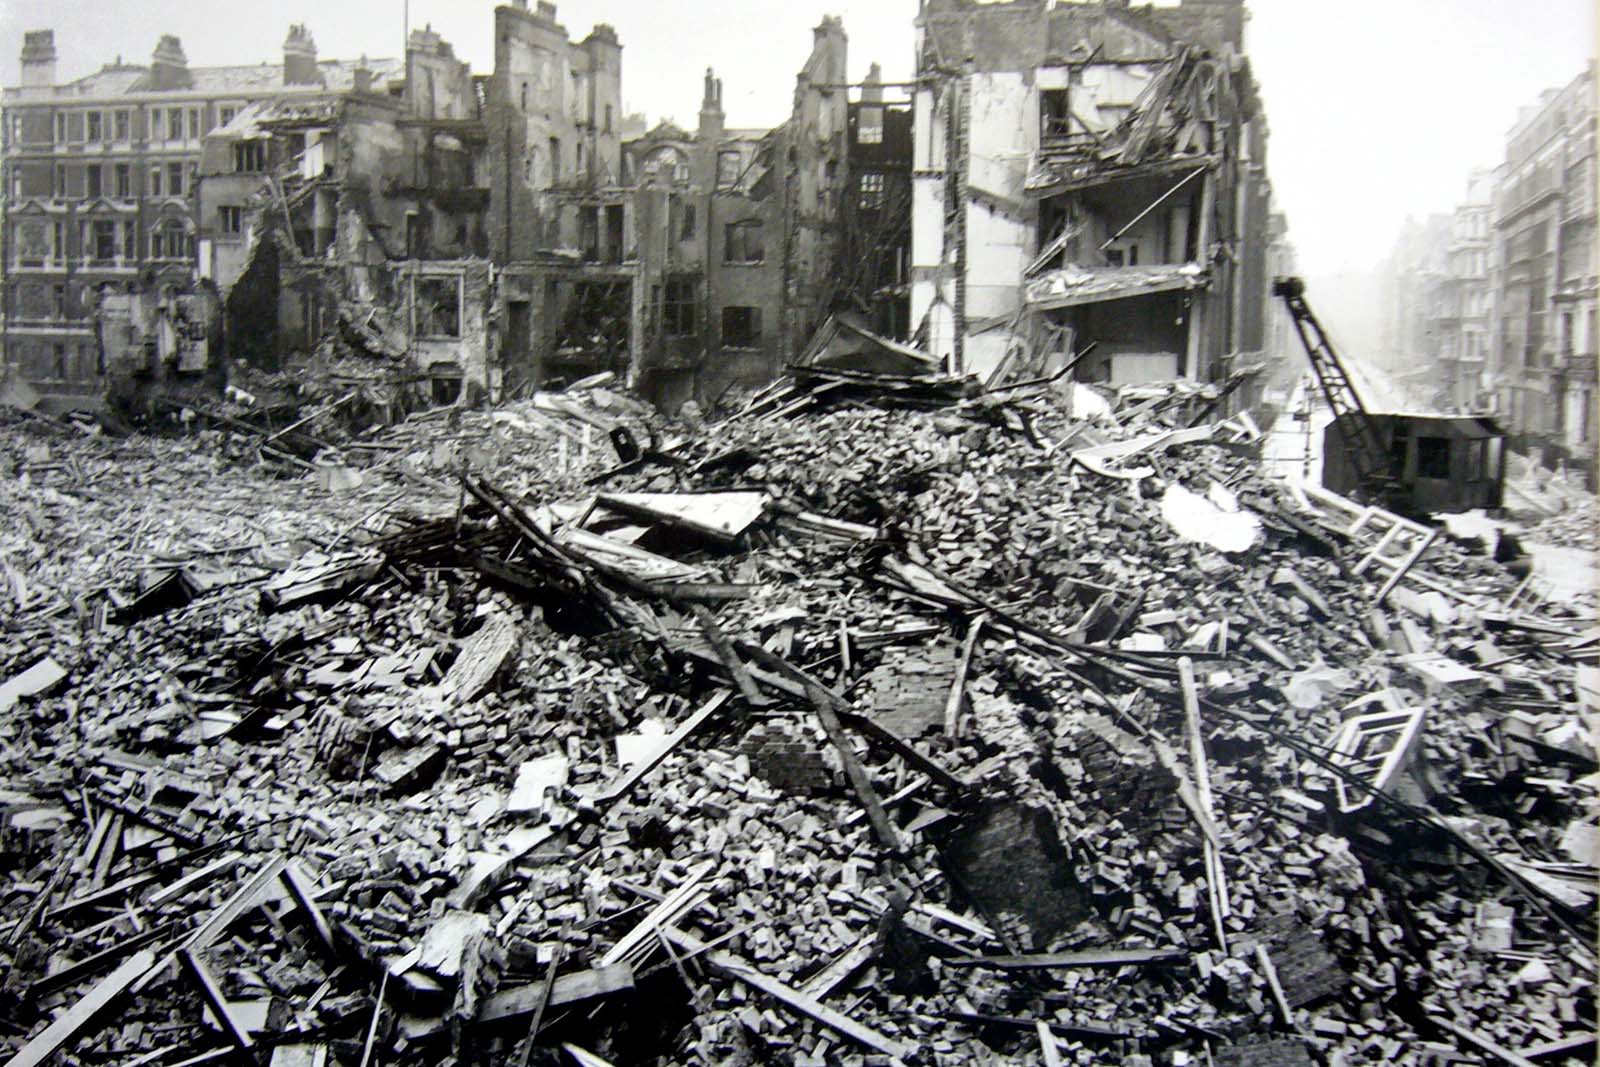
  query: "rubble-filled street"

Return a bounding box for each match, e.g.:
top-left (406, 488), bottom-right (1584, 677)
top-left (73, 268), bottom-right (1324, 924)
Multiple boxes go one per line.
top-left (1, 370), bottom-right (1595, 1067)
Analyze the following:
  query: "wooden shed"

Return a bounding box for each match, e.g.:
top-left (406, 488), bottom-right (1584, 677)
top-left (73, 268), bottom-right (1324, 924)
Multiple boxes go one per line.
top-left (1323, 414), bottom-right (1506, 514)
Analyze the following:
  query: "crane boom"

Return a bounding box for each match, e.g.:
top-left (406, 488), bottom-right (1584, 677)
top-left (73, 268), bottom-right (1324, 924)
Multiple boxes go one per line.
top-left (1271, 276), bottom-right (1394, 495)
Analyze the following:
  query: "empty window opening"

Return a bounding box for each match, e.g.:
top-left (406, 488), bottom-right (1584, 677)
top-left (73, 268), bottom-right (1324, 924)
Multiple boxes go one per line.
top-left (724, 221), bottom-right (764, 264)
top-left (1416, 436), bottom-right (1451, 480)
top-left (415, 276), bottom-right (462, 338)
top-left (722, 305), bottom-right (762, 349)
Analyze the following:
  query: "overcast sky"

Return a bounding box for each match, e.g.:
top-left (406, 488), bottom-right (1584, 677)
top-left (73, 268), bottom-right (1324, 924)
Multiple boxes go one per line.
top-left (2, 0), bottom-right (1593, 274)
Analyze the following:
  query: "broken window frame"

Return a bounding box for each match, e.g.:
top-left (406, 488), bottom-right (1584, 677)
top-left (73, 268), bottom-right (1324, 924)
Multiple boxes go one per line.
top-left (723, 220), bottom-right (764, 265)
top-left (720, 304), bottom-right (762, 350)
top-left (716, 150), bottom-right (742, 190)
top-left (413, 274), bottom-right (464, 340)
top-left (858, 170), bottom-right (885, 212)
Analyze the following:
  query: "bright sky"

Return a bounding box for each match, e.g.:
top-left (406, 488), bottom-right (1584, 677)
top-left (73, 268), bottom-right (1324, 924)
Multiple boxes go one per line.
top-left (2, 0), bottom-right (1593, 275)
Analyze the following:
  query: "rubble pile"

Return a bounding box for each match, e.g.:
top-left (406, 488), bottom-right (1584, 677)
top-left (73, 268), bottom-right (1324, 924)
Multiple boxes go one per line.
top-left (0, 377), bottom-right (1594, 1067)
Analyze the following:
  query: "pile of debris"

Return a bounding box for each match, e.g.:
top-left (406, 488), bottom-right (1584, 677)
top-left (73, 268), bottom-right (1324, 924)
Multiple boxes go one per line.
top-left (0, 372), bottom-right (1594, 1067)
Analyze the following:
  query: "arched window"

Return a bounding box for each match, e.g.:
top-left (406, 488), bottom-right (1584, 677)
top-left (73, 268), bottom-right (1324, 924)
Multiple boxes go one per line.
top-left (151, 218), bottom-right (190, 260)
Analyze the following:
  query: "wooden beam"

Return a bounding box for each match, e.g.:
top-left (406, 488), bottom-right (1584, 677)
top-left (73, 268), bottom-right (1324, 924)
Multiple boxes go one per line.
top-left (944, 613), bottom-right (986, 737)
top-left (941, 947), bottom-right (1187, 969)
top-left (4, 949), bottom-right (156, 1067)
top-left (1037, 1019), bottom-right (1063, 1067)
top-left (1431, 1014), bottom-right (1541, 1067)
top-left (178, 948), bottom-right (254, 1050)
top-left (591, 691), bottom-right (728, 804)
top-left (706, 951), bottom-right (919, 1061)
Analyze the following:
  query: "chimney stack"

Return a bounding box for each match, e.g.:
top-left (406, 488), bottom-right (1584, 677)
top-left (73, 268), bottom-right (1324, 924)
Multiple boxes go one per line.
top-left (353, 55), bottom-right (373, 94)
top-left (699, 66), bottom-right (725, 142)
top-left (536, 1), bottom-right (557, 21)
top-left (283, 24), bottom-right (322, 86)
top-left (20, 30), bottom-right (57, 90)
top-left (862, 61), bottom-right (883, 104)
top-left (149, 34), bottom-right (192, 91)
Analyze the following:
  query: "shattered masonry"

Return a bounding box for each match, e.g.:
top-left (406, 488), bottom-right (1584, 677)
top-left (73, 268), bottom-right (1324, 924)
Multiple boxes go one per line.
top-left (0, 360), bottom-right (1595, 1066)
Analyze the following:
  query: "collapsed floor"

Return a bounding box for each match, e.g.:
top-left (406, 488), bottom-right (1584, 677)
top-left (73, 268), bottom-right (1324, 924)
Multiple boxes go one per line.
top-left (0, 371), bottom-right (1596, 1067)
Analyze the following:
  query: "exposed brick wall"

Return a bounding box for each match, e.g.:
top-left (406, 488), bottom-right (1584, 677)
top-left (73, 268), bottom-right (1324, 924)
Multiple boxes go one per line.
top-left (739, 717), bottom-right (837, 796)
top-left (939, 801), bottom-right (1088, 949)
top-left (1252, 912), bottom-right (1350, 1007)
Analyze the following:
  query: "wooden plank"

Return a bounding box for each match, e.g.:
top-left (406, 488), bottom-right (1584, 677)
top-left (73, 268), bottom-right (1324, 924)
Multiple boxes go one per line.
top-left (798, 937), bottom-right (878, 999)
top-left (561, 1045), bottom-right (620, 1067)
top-left (30, 920), bottom-right (182, 998)
top-left (515, 947), bottom-right (563, 1067)
top-left (691, 606), bottom-right (767, 707)
top-left (1254, 944), bottom-right (1299, 1032)
top-left (595, 492), bottom-right (767, 543)
top-left (599, 865), bottom-right (712, 969)
top-left (399, 965), bottom-right (635, 1037)
top-left (591, 691), bottom-right (728, 803)
top-left (735, 639), bottom-right (968, 794)
top-left (1431, 1014), bottom-right (1541, 1067)
top-left (6, 949), bottom-right (157, 1067)
top-left (357, 971), bottom-right (387, 1067)
top-left (146, 853), bottom-right (242, 908)
top-left (1037, 1019), bottom-right (1063, 1067)
top-left (1181, 656), bottom-right (1231, 950)
top-left (803, 679), bottom-right (902, 855)
top-left (1519, 1032), bottom-right (1596, 1060)
top-left (944, 613), bottom-right (986, 737)
top-left (706, 951), bottom-right (918, 1061)
top-left (941, 947), bottom-right (1187, 969)
top-left (1375, 528), bottom-right (1439, 605)
top-left (178, 948), bottom-right (253, 1050)
top-left (281, 860), bottom-right (339, 960)
top-left (133, 856), bottom-right (288, 994)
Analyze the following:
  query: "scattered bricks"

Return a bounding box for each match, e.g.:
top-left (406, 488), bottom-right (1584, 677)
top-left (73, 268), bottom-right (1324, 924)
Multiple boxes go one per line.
top-left (1251, 913), bottom-right (1350, 1007)
top-left (1064, 716), bottom-right (1182, 830)
top-left (739, 718), bottom-right (838, 796)
top-left (1212, 1038), bottom-right (1316, 1067)
top-left (370, 743), bottom-right (448, 794)
top-left (937, 801), bottom-right (1089, 950)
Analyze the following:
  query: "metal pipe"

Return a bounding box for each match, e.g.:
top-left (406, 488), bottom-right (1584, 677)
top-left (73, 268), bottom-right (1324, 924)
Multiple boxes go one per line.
top-left (1098, 164), bottom-right (1205, 253)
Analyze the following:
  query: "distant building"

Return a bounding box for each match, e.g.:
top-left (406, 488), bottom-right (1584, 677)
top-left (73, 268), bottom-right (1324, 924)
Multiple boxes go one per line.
top-left (1378, 213), bottom-right (1451, 392)
top-left (1489, 63), bottom-right (1597, 470)
top-left (839, 63), bottom-right (913, 341)
top-left (1437, 170), bottom-right (1494, 411)
top-left (597, 19), bottom-right (850, 408)
top-left (909, 0), bottom-right (1274, 396)
top-left (1, 27), bottom-right (399, 409)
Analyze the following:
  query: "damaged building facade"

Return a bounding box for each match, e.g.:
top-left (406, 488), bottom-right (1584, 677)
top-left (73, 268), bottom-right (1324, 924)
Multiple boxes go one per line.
top-left (910, 0), bottom-right (1273, 391)
top-left (614, 20), bottom-right (850, 407)
top-left (195, 24), bottom-right (494, 399)
top-left (180, 4), bottom-right (853, 410)
top-left (0, 28), bottom-right (397, 410)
